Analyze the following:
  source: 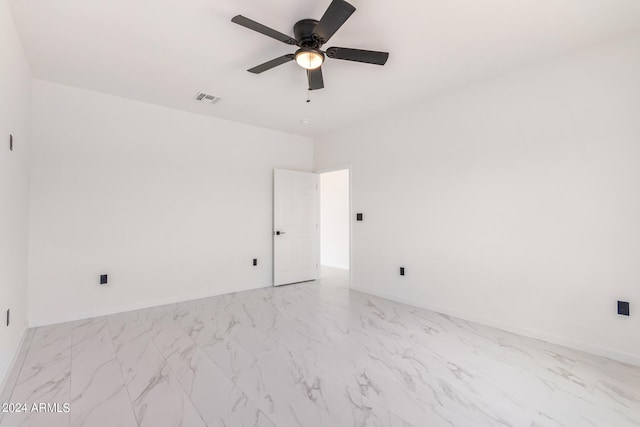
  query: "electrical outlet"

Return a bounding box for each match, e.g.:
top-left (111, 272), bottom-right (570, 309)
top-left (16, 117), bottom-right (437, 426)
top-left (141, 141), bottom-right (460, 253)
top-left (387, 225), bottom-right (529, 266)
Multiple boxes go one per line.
top-left (356, 213), bottom-right (363, 221)
top-left (100, 274), bottom-right (108, 285)
top-left (253, 258), bottom-right (257, 266)
top-left (400, 267), bottom-right (405, 276)
top-left (618, 301), bottom-right (630, 316)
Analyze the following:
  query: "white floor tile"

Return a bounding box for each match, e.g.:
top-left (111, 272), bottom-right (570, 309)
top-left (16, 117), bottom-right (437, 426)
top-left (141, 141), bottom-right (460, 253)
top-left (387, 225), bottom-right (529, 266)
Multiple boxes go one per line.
top-left (2, 267), bottom-right (638, 427)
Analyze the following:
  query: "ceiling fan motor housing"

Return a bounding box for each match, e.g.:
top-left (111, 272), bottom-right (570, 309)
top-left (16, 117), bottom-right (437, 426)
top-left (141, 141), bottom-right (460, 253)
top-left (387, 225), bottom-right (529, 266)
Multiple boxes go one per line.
top-left (294, 19), bottom-right (322, 47)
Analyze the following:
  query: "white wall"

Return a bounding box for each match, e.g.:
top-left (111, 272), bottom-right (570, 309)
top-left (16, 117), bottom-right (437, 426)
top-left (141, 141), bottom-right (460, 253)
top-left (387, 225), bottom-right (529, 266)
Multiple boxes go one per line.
top-left (0, 0), bottom-right (31, 389)
top-left (320, 169), bottom-right (349, 269)
top-left (28, 80), bottom-right (313, 326)
top-left (315, 33), bottom-right (640, 365)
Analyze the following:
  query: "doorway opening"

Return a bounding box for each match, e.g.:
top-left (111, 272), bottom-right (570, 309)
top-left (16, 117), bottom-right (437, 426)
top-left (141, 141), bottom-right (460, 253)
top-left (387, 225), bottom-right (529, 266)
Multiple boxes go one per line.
top-left (319, 168), bottom-right (350, 286)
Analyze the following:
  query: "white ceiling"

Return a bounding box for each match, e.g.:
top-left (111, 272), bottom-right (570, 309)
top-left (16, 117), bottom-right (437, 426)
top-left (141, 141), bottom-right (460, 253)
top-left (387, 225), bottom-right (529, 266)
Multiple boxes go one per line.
top-left (9, 0), bottom-right (640, 137)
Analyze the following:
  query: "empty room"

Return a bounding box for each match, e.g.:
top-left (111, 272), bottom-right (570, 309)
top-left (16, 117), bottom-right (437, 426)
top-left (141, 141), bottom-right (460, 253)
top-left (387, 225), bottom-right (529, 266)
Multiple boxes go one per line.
top-left (1, 0), bottom-right (639, 426)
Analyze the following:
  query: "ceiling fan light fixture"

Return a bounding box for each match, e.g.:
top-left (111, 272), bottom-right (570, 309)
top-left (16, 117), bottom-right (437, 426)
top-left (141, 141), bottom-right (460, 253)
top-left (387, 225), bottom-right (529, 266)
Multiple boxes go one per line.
top-left (295, 49), bottom-right (324, 70)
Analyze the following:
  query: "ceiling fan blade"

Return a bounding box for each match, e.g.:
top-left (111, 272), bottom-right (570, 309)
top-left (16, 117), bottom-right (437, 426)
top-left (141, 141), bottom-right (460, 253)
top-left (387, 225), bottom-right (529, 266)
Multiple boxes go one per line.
top-left (307, 67), bottom-right (324, 90)
top-left (248, 54), bottom-right (295, 74)
top-left (232, 15), bottom-right (297, 45)
top-left (325, 47), bottom-right (389, 65)
top-left (313, 0), bottom-right (356, 43)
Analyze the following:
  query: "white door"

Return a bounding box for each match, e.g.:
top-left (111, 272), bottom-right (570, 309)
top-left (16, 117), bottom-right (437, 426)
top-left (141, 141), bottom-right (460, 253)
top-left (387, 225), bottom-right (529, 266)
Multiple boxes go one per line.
top-left (273, 169), bottom-right (319, 286)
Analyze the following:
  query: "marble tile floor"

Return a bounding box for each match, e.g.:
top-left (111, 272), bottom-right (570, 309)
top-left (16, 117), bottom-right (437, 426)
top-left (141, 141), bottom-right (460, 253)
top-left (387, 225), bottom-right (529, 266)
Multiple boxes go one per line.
top-left (1, 267), bottom-right (639, 427)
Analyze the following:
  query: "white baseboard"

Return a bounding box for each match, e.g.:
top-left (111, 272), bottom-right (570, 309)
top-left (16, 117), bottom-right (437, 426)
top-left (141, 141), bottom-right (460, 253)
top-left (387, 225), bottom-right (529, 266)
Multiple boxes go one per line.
top-left (0, 326), bottom-right (28, 396)
top-left (350, 285), bottom-right (640, 367)
top-left (29, 283), bottom-right (271, 327)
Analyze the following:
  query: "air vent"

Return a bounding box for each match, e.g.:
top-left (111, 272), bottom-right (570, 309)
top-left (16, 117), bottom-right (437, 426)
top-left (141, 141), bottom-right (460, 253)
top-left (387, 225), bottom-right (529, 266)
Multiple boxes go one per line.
top-left (194, 92), bottom-right (221, 104)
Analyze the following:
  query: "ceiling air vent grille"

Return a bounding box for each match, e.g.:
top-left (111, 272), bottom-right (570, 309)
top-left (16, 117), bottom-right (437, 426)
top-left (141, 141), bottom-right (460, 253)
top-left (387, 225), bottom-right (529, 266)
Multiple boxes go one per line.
top-left (194, 92), bottom-right (221, 104)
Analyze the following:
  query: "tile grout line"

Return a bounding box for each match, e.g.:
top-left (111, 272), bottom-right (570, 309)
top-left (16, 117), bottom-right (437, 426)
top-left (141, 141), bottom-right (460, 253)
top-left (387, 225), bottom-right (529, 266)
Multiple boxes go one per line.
top-left (251, 287), bottom-right (418, 414)
top-left (185, 292), bottom-right (384, 427)
top-left (68, 323), bottom-right (72, 427)
top-left (160, 304), bottom-right (284, 427)
top-left (135, 308), bottom-right (209, 427)
top-left (103, 316), bottom-right (141, 427)
top-left (242, 286), bottom-right (420, 424)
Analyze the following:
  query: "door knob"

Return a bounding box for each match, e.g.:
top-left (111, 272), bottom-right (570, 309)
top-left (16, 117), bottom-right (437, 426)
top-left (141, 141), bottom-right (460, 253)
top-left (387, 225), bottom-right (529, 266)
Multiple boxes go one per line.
top-left (274, 231), bottom-right (286, 235)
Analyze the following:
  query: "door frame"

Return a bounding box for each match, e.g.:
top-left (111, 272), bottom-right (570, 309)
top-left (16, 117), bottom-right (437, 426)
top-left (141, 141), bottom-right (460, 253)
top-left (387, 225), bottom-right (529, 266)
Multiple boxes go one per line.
top-left (315, 164), bottom-right (353, 287)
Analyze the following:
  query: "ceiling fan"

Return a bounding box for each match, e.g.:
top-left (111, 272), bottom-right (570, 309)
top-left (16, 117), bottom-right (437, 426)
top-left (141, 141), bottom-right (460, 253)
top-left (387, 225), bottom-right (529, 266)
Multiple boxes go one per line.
top-left (231, 0), bottom-right (389, 91)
